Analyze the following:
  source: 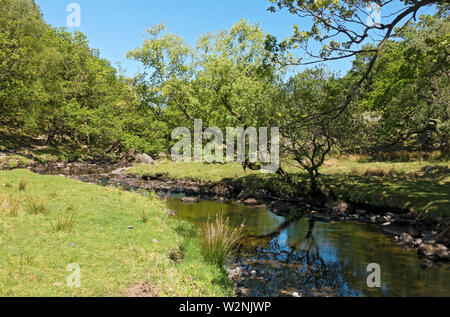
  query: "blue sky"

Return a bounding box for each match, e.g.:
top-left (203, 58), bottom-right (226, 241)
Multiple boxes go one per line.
top-left (35, 0), bottom-right (307, 76)
top-left (35, 1), bottom-right (435, 77)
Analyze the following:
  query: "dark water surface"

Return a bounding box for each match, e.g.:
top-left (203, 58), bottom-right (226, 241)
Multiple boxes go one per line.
top-left (166, 197), bottom-right (450, 297)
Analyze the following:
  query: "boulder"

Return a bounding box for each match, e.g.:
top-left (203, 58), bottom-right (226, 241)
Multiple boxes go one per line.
top-left (418, 243), bottom-right (449, 261)
top-left (313, 213), bottom-right (332, 223)
top-left (436, 227), bottom-right (450, 248)
top-left (399, 232), bottom-right (414, 247)
top-left (436, 244), bottom-right (449, 261)
top-left (418, 244), bottom-right (435, 258)
top-left (135, 153), bottom-right (156, 165)
top-left (243, 198), bottom-right (258, 206)
top-left (356, 209), bottom-right (368, 215)
top-left (331, 201), bottom-right (349, 215)
top-left (182, 196), bottom-right (200, 203)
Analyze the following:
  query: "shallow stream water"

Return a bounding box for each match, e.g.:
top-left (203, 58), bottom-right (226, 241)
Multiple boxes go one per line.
top-left (166, 197), bottom-right (450, 297)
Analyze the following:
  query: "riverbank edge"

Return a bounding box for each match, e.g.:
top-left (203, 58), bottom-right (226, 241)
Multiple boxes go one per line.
top-left (8, 156), bottom-right (448, 267)
top-left (67, 164), bottom-right (450, 267)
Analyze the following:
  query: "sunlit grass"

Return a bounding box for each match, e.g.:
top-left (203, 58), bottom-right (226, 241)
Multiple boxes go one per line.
top-left (0, 169), bottom-right (233, 297)
top-left (130, 159), bottom-right (449, 218)
top-left (129, 161), bottom-right (259, 182)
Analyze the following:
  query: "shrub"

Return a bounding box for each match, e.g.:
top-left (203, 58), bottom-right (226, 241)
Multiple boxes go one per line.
top-left (200, 213), bottom-right (245, 267)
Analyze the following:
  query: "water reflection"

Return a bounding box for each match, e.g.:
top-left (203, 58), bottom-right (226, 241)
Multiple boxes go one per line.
top-left (166, 197), bottom-right (450, 297)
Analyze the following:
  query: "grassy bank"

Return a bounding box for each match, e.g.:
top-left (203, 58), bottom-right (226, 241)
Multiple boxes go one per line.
top-left (129, 159), bottom-right (450, 218)
top-left (0, 169), bottom-right (233, 297)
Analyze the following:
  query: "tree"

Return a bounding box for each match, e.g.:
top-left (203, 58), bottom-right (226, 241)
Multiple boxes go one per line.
top-left (128, 21), bottom-right (281, 157)
top-left (265, 0), bottom-right (446, 126)
top-left (277, 68), bottom-right (351, 194)
top-left (0, 0), bottom-right (47, 126)
top-left (348, 13), bottom-right (449, 155)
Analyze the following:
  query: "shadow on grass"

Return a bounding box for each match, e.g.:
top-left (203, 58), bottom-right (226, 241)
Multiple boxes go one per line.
top-left (322, 174), bottom-right (450, 218)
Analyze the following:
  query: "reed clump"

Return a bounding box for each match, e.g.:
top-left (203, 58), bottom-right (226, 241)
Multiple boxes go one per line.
top-left (200, 213), bottom-right (245, 267)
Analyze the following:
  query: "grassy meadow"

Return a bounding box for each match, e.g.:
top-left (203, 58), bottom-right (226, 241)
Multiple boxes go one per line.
top-left (0, 169), bottom-right (233, 297)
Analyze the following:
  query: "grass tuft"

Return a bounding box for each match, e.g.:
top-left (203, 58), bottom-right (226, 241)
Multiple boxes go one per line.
top-left (0, 194), bottom-right (21, 216)
top-left (18, 179), bottom-right (28, 191)
top-left (51, 212), bottom-right (78, 232)
top-left (27, 196), bottom-right (49, 215)
top-left (141, 209), bottom-right (149, 223)
top-left (200, 212), bottom-right (245, 267)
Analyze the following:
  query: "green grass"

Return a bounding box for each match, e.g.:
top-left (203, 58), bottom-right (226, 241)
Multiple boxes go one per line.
top-left (0, 169), bottom-right (233, 297)
top-left (319, 158), bottom-right (449, 176)
top-left (130, 159), bottom-right (450, 218)
top-left (0, 155), bottom-right (29, 170)
top-left (129, 161), bottom-right (260, 182)
top-left (317, 159), bottom-right (450, 218)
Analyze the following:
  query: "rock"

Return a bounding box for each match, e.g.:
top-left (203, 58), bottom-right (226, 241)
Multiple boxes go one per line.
top-left (414, 239), bottom-right (423, 247)
top-left (356, 209), bottom-right (367, 215)
top-left (182, 196), bottom-right (200, 203)
top-left (436, 227), bottom-right (450, 248)
top-left (243, 198), bottom-right (258, 206)
top-left (111, 167), bottom-right (127, 175)
top-left (418, 244), bottom-right (433, 258)
top-left (418, 243), bottom-right (449, 261)
top-left (292, 292), bottom-right (301, 297)
top-left (332, 201), bottom-right (349, 215)
top-left (399, 232), bottom-right (414, 247)
top-left (436, 244), bottom-right (449, 261)
top-left (135, 153), bottom-right (156, 165)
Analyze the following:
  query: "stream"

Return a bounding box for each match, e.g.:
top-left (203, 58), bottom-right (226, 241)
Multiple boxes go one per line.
top-left (31, 164), bottom-right (450, 297)
top-left (166, 196), bottom-right (450, 297)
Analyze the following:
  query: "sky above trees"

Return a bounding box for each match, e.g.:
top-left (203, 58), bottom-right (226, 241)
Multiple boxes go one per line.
top-left (35, 0), bottom-right (303, 76)
top-left (34, 0), bottom-right (434, 77)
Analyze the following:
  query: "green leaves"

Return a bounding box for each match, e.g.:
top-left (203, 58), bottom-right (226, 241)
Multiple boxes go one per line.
top-left (128, 20), bottom-right (281, 132)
